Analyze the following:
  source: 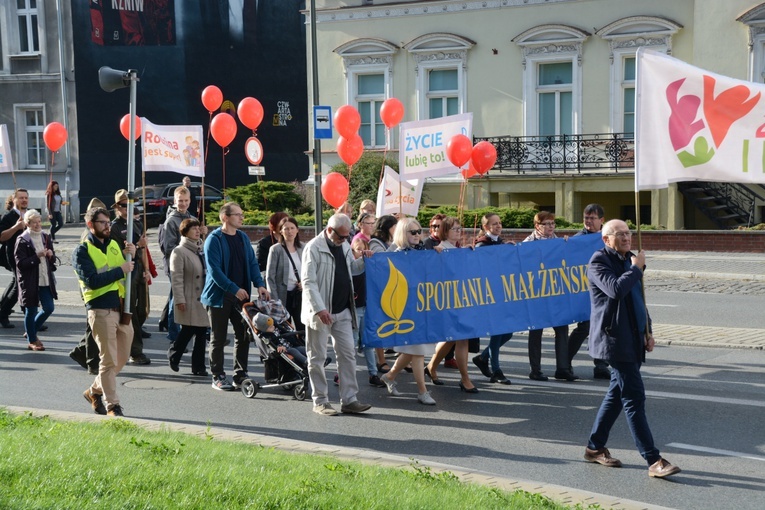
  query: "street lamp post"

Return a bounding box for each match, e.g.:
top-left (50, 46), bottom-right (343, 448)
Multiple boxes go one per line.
top-left (310, 0), bottom-right (323, 235)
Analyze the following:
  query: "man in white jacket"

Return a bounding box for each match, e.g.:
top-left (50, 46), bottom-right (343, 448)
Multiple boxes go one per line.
top-left (301, 214), bottom-right (372, 416)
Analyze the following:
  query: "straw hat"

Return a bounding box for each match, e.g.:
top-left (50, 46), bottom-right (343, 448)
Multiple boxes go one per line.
top-left (112, 189), bottom-right (129, 208)
top-left (81, 197), bottom-right (107, 216)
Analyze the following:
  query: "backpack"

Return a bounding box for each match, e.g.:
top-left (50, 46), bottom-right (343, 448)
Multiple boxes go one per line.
top-left (157, 221), bottom-right (168, 257)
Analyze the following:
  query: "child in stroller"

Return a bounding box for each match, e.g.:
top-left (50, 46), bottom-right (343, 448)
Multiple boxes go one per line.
top-left (239, 299), bottom-right (310, 400)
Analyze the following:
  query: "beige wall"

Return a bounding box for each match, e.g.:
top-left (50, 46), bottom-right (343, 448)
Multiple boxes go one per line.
top-left (309, 0), bottom-right (764, 228)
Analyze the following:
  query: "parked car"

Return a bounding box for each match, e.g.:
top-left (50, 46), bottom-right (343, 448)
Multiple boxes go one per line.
top-left (134, 182), bottom-right (224, 227)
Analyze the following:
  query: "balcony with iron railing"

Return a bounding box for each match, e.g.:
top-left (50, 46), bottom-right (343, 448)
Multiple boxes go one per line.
top-left (473, 133), bottom-right (635, 174)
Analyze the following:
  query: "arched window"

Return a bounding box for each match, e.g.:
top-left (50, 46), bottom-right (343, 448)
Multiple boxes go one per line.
top-left (404, 33), bottom-right (475, 120)
top-left (513, 25), bottom-right (590, 137)
top-left (335, 38), bottom-right (399, 148)
top-left (596, 16), bottom-right (682, 135)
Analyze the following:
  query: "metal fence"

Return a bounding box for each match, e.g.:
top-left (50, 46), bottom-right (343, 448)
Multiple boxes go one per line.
top-left (473, 133), bottom-right (635, 174)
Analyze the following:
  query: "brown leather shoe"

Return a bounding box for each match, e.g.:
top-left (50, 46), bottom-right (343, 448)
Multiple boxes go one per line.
top-left (649, 458), bottom-right (681, 478)
top-left (584, 447), bottom-right (623, 467)
top-left (83, 388), bottom-right (107, 415)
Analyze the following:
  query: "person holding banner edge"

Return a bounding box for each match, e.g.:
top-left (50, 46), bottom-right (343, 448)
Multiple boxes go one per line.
top-left (567, 203), bottom-right (611, 379)
top-left (522, 211), bottom-right (575, 382)
top-left (583, 219), bottom-right (680, 478)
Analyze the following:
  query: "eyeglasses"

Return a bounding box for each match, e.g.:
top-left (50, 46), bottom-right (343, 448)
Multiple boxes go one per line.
top-left (430, 223), bottom-right (441, 229)
top-left (608, 231), bottom-right (632, 239)
top-left (362, 221), bottom-right (376, 226)
top-left (92, 220), bottom-right (110, 226)
top-left (539, 221), bottom-right (556, 227)
top-left (408, 229), bottom-right (422, 235)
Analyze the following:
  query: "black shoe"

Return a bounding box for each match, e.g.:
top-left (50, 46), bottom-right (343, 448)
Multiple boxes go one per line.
top-left (107, 405), bottom-right (125, 417)
top-left (69, 349), bottom-right (88, 369)
top-left (424, 367), bottom-right (444, 385)
top-left (324, 356), bottom-right (332, 367)
top-left (593, 368), bottom-right (611, 379)
top-left (169, 359), bottom-right (179, 372)
top-left (158, 322), bottom-right (168, 332)
top-left (0, 316), bottom-right (14, 329)
top-left (232, 372), bottom-right (249, 389)
top-left (459, 381), bottom-right (479, 393)
top-left (369, 375), bottom-right (387, 387)
top-left (554, 370), bottom-right (579, 382)
top-left (529, 371), bottom-right (549, 381)
top-left (129, 354), bottom-right (151, 365)
top-left (472, 355), bottom-right (493, 378)
top-left (192, 369), bottom-right (209, 377)
top-left (141, 328), bottom-right (152, 339)
top-left (490, 370), bottom-right (511, 385)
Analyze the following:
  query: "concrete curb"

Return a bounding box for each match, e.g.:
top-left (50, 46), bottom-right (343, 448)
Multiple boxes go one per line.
top-left (649, 270), bottom-right (765, 282)
top-left (4, 406), bottom-right (675, 510)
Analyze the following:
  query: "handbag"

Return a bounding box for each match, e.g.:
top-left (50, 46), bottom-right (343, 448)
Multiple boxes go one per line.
top-left (282, 245), bottom-right (301, 310)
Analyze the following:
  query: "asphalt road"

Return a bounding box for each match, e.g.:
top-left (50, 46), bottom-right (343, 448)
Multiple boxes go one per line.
top-left (0, 295), bottom-right (763, 509)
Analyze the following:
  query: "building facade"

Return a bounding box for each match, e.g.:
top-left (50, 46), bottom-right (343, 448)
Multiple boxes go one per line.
top-left (307, 0), bottom-right (765, 228)
top-left (0, 0), bottom-right (78, 216)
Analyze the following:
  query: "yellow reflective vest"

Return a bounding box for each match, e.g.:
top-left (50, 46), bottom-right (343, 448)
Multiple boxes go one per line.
top-left (78, 240), bottom-right (126, 304)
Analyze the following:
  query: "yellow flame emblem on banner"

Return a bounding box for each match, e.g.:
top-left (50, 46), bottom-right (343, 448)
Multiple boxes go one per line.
top-left (377, 259), bottom-right (415, 338)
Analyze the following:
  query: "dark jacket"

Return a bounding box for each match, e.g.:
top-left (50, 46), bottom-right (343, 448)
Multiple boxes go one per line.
top-left (14, 231), bottom-right (57, 307)
top-left (587, 245), bottom-right (650, 363)
top-left (255, 233), bottom-right (276, 272)
top-left (474, 234), bottom-right (504, 248)
top-left (72, 233), bottom-right (125, 310)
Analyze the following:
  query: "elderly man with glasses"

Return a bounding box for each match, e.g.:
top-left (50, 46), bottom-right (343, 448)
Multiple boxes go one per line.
top-left (301, 213), bottom-right (373, 416)
top-left (583, 219), bottom-right (680, 478)
top-left (202, 202), bottom-right (269, 391)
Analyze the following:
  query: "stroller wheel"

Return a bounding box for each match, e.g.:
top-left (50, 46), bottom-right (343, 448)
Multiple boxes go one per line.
top-left (293, 383), bottom-right (306, 401)
top-left (241, 378), bottom-right (259, 398)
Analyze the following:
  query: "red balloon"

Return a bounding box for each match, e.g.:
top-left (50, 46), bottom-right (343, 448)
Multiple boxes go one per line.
top-left (471, 141), bottom-right (497, 174)
top-left (321, 172), bottom-right (350, 209)
top-left (119, 114), bottom-right (142, 140)
top-left (201, 85), bottom-right (223, 113)
top-left (334, 105), bottom-right (361, 139)
top-left (446, 134), bottom-right (472, 167)
top-left (238, 97), bottom-right (264, 130)
top-left (337, 134), bottom-right (364, 166)
top-left (43, 122), bottom-right (67, 152)
top-left (210, 112), bottom-right (237, 147)
top-left (461, 162), bottom-right (479, 179)
top-left (379, 98), bottom-right (404, 129)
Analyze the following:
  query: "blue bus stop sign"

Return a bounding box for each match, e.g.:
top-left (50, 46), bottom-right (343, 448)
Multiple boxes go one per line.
top-left (314, 106), bottom-right (333, 139)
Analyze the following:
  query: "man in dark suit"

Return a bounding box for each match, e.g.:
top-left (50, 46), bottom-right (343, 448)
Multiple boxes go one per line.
top-left (583, 219), bottom-right (680, 478)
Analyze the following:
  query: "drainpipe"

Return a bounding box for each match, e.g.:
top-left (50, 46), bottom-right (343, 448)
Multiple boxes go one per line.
top-left (56, 0), bottom-right (73, 222)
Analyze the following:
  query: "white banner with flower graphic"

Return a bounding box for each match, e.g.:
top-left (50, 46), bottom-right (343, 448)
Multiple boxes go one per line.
top-left (636, 48), bottom-right (765, 190)
top-left (0, 125), bottom-right (14, 174)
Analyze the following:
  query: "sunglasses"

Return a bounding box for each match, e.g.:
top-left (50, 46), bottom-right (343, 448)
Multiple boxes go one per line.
top-left (430, 224), bottom-right (441, 229)
top-left (116, 203), bottom-right (127, 208)
top-left (408, 229), bottom-right (422, 235)
top-left (332, 231), bottom-right (350, 241)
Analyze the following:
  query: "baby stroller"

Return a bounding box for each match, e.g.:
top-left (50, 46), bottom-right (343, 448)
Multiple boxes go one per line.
top-left (239, 299), bottom-right (309, 401)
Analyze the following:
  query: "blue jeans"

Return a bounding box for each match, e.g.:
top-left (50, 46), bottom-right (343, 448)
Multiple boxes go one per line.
top-left (479, 332), bottom-right (513, 373)
top-left (166, 290), bottom-right (180, 341)
top-left (352, 306), bottom-right (377, 376)
top-left (24, 286), bottom-right (55, 343)
top-left (587, 361), bottom-right (661, 465)
top-left (49, 211), bottom-right (63, 240)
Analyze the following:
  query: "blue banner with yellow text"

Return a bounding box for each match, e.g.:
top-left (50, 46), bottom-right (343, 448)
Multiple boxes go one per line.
top-left (363, 235), bottom-right (604, 348)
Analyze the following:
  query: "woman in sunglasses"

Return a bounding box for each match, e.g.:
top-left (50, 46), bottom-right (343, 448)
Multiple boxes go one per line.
top-left (379, 218), bottom-right (435, 405)
top-left (424, 217), bottom-right (479, 393)
top-left (522, 211), bottom-right (575, 382)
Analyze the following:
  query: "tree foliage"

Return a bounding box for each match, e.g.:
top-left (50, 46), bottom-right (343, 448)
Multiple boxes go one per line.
top-left (331, 152), bottom-right (398, 213)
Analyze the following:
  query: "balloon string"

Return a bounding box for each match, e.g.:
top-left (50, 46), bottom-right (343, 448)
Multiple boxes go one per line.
top-left (347, 163), bottom-right (353, 182)
top-left (49, 152), bottom-right (55, 185)
top-left (222, 147), bottom-right (228, 192)
top-left (204, 112), bottom-right (212, 164)
top-left (378, 128), bottom-right (390, 188)
top-left (471, 212), bottom-right (479, 248)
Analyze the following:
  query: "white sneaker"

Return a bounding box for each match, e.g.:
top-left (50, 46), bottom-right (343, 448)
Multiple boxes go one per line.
top-left (418, 391), bottom-right (436, 405)
top-left (381, 374), bottom-right (401, 396)
top-left (313, 403), bottom-right (339, 416)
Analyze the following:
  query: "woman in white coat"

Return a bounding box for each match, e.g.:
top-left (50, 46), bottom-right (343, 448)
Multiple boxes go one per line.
top-left (266, 216), bottom-right (304, 330)
top-left (168, 218), bottom-right (209, 375)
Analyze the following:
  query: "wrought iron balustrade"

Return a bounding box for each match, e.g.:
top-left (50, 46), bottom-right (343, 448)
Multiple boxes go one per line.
top-left (473, 133), bottom-right (635, 174)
